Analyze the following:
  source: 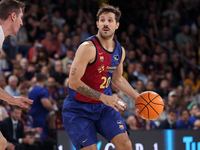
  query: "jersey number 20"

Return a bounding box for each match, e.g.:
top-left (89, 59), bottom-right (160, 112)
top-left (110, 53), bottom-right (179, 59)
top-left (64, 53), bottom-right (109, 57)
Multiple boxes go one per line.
top-left (100, 77), bottom-right (111, 89)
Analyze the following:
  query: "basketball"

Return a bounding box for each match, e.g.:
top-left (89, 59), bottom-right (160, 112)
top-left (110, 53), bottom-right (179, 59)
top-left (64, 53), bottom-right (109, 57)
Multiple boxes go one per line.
top-left (135, 91), bottom-right (164, 120)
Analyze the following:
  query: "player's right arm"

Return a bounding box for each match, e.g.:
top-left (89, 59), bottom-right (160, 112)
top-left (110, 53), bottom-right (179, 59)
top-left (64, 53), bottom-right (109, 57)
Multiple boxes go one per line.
top-left (69, 41), bottom-right (124, 111)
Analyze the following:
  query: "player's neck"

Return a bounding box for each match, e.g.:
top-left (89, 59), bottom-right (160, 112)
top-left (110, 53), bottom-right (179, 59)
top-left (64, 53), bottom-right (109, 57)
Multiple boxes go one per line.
top-left (36, 82), bottom-right (45, 87)
top-left (96, 34), bottom-right (115, 52)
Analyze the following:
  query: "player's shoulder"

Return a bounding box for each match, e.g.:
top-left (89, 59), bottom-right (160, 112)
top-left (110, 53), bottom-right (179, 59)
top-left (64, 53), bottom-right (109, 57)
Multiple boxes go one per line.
top-left (80, 40), bottom-right (95, 49)
top-left (77, 40), bottom-right (96, 54)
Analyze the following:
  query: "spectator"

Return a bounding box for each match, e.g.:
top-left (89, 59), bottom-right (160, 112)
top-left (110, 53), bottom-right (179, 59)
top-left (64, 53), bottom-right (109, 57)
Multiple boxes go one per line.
top-left (16, 26), bottom-right (32, 57)
top-left (156, 79), bottom-right (170, 100)
top-left (140, 53), bottom-right (150, 74)
top-left (126, 114), bottom-right (157, 130)
top-left (159, 26), bottom-right (172, 46)
top-left (58, 77), bottom-right (69, 96)
top-left (28, 76), bottom-right (37, 92)
top-left (71, 34), bottom-right (81, 51)
top-left (11, 64), bottom-right (25, 83)
top-left (126, 23), bottom-right (139, 46)
top-left (175, 24), bottom-right (193, 52)
top-left (51, 25), bottom-right (60, 39)
top-left (21, 104), bottom-right (55, 150)
top-left (24, 15), bottom-right (40, 43)
top-left (50, 60), bottom-right (67, 88)
top-left (126, 63), bottom-right (137, 87)
top-left (1, 106), bottom-right (39, 150)
top-left (0, 75), bottom-right (6, 89)
top-left (184, 70), bottom-right (200, 94)
top-left (135, 80), bottom-right (145, 93)
top-left (62, 49), bottom-right (75, 73)
top-left (165, 70), bottom-right (179, 89)
top-left (80, 21), bottom-right (90, 42)
top-left (145, 80), bottom-right (155, 91)
top-left (64, 8), bottom-right (76, 31)
top-left (19, 58), bottom-right (29, 71)
top-left (5, 75), bottom-right (20, 97)
top-left (149, 53), bottom-right (163, 77)
top-left (165, 90), bottom-right (180, 113)
top-left (36, 48), bottom-right (50, 68)
top-left (46, 76), bottom-right (58, 109)
top-left (176, 108), bottom-right (193, 129)
top-left (182, 84), bottom-right (194, 105)
top-left (17, 78), bottom-right (30, 97)
top-left (40, 66), bottom-right (50, 78)
top-left (57, 31), bottom-right (66, 58)
top-left (191, 15), bottom-right (200, 36)
top-left (188, 103), bottom-right (200, 129)
top-left (64, 37), bottom-right (73, 50)
top-left (135, 35), bottom-right (151, 55)
top-left (24, 63), bottom-right (37, 80)
top-left (162, 1), bottom-right (181, 28)
top-left (183, 41), bottom-right (196, 59)
top-left (126, 50), bottom-right (138, 64)
top-left (51, 8), bottom-right (66, 29)
top-left (176, 85), bottom-right (188, 108)
top-left (158, 109), bottom-right (177, 129)
top-left (133, 62), bottom-right (148, 86)
top-left (48, 94), bottom-right (65, 137)
top-left (76, 9), bottom-right (87, 26)
top-left (21, 104), bottom-right (35, 135)
top-left (65, 60), bottom-right (73, 76)
top-left (28, 73), bottom-right (55, 139)
top-left (0, 50), bottom-right (9, 71)
top-left (41, 30), bottom-right (61, 58)
top-left (62, 23), bottom-right (71, 38)
top-left (169, 54), bottom-right (185, 84)
top-left (160, 52), bottom-right (170, 72)
top-left (27, 40), bottom-right (43, 62)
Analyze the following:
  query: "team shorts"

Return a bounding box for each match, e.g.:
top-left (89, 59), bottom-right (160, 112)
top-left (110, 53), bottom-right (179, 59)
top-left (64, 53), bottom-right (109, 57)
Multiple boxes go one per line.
top-left (62, 97), bottom-right (127, 149)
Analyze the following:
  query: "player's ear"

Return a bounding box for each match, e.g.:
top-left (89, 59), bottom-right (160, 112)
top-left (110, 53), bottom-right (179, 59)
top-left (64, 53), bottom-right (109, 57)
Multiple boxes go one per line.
top-left (10, 12), bottom-right (16, 21)
top-left (116, 22), bottom-right (119, 30)
top-left (96, 21), bottom-right (99, 29)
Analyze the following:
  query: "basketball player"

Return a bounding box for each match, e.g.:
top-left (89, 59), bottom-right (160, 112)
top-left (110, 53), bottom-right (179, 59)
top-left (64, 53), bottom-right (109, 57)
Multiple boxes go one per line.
top-left (62, 4), bottom-right (140, 150)
top-left (0, 0), bottom-right (33, 149)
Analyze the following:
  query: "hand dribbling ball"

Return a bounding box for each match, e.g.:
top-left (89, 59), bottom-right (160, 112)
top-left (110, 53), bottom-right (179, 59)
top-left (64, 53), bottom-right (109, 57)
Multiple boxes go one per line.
top-left (135, 91), bottom-right (164, 120)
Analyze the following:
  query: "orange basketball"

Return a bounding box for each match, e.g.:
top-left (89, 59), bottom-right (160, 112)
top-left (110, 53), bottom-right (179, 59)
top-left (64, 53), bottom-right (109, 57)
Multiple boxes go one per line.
top-left (135, 91), bottom-right (164, 120)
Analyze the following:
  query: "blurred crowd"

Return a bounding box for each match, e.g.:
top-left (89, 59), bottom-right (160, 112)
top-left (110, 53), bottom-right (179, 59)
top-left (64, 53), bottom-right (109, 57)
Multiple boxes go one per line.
top-left (0, 0), bottom-right (200, 149)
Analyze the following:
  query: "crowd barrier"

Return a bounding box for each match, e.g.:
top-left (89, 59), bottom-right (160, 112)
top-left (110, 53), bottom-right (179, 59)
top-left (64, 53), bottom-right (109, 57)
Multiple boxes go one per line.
top-left (56, 129), bottom-right (200, 150)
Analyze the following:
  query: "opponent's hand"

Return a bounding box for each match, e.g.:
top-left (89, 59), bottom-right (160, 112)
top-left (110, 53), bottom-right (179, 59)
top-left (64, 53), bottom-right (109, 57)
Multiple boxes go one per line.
top-left (7, 96), bottom-right (33, 108)
top-left (101, 95), bottom-right (126, 112)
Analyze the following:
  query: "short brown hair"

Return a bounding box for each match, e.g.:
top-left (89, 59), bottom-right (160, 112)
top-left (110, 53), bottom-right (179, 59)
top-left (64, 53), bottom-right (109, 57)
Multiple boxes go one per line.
top-left (96, 3), bottom-right (121, 23)
top-left (11, 105), bottom-right (22, 112)
top-left (0, 0), bottom-right (25, 20)
top-left (36, 73), bottom-right (47, 82)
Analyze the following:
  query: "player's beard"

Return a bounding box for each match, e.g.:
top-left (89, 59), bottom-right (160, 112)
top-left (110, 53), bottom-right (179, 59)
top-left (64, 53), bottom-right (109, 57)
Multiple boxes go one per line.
top-left (99, 29), bottom-right (114, 40)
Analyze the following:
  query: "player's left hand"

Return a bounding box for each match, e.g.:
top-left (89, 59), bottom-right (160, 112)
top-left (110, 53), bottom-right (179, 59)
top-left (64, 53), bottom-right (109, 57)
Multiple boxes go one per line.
top-left (7, 96), bottom-right (33, 108)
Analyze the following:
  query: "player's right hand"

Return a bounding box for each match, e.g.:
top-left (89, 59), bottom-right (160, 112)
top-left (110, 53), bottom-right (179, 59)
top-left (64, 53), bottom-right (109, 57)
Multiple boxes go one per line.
top-left (100, 95), bottom-right (126, 111)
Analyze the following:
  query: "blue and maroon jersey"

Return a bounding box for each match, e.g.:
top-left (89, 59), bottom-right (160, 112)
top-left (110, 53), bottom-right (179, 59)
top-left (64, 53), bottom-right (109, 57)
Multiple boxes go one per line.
top-left (68, 36), bottom-right (122, 103)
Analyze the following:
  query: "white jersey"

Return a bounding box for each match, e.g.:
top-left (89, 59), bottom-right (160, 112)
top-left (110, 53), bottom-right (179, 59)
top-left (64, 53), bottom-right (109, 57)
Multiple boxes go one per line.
top-left (0, 25), bottom-right (5, 52)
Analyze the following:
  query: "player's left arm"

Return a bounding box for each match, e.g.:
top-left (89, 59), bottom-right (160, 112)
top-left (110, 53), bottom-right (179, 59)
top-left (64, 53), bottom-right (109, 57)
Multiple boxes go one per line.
top-left (112, 47), bottom-right (140, 100)
top-left (0, 87), bottom-right (33, 108)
